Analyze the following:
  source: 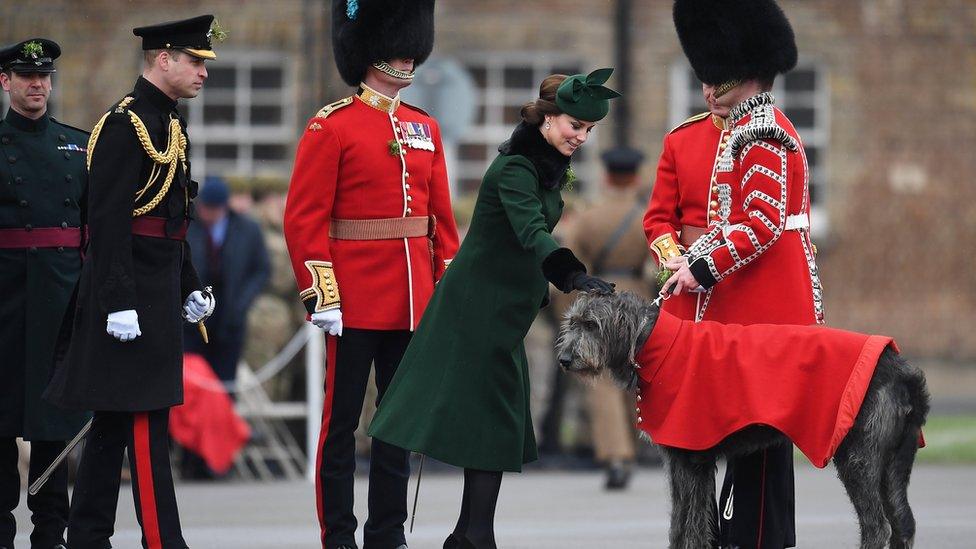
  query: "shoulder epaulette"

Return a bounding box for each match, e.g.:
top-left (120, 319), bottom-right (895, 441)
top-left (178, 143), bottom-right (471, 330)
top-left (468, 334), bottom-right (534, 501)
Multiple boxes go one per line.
top-left (314, 96), bottom-right (353, 119)
top-left (50, 117), bottom-right (91, 136)
top-left (113, 96), bottom-right (136, 114)
top-left (400, 101), bottom-right (430, 116)
top-left (728, 106), bottom-right (800, 158)
top-left (670, 111), bottom-right (711, 133)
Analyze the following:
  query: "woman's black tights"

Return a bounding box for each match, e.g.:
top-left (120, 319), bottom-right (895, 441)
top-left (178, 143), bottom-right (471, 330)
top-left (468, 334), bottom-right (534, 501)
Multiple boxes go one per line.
top-left (445, 468), bottom-right (503, 549)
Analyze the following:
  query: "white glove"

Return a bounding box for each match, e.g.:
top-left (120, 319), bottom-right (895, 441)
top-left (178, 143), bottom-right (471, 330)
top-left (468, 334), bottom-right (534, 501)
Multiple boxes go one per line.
top-left (183, 291), bottom-right (215, 323)
top-left (106, 309), bottom-right (141, 342)
top-left (311, 309), bottom-right (343, 336)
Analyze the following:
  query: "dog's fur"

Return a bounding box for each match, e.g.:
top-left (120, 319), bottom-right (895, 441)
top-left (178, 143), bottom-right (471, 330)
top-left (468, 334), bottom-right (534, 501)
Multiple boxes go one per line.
top-left (556, 292), bottom-right (929, 549)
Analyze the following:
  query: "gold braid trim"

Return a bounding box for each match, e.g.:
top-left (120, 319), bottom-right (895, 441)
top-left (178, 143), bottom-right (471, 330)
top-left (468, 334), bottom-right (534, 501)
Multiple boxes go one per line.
top-left (128, 112), bottom-right (186, 217)
top-left (85, 96), bottom-right (187, 217)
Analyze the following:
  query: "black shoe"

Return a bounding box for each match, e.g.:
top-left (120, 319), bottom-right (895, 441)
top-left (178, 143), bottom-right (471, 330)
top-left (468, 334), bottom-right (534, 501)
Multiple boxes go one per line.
top-left (604, 461), bottom-right (632, 491)
top-left (443, 533), bottom-right (461, 549)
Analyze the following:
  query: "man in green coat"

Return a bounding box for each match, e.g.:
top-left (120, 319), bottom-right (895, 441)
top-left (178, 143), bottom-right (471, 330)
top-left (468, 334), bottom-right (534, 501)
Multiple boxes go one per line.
top-left (0, 38), bottom-right (89, 549)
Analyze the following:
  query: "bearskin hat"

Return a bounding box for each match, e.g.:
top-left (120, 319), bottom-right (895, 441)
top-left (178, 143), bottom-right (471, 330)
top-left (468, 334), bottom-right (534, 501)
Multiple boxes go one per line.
top-left (673, 0), bottom-right (797, 86)
top-left (332, 0), bottom-right (436, 87)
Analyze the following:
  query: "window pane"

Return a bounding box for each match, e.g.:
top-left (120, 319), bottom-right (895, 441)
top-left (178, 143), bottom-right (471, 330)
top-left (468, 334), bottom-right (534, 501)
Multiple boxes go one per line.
top-left (784, 70), bottom-right (816, 92)
top-left (784, 107), bottom-right (815, 128)
top-left (504, 67), bottom-right (534, 89)
top-left (552, 65), bottom-right (581, 78)
top-left (687, 68), bottom-right (701, 93)
top-left (206, 144), bottom-right (238, 160)
top-left (207, 67), bottom-right (237, 89)
top-left (251, 105), bottom-right (283, 125)
top-left (809, 178), bottom-right (819, 204)
top-left (805, 146), bottom-right (819, 169)
top-left (253, 144), bottom-right (287, 161)
top-left (203, 104), bottom-right (236, 124)
top-left (466, 65), bottom-right (488, 88)
top-left (503, 105), bottom-right (522, 125)
top-left (251, 67), bottom-right (283, 90)
top-left (460, 177), bottom-right (482, 193)
top-left (475, 104), bottom-right (486, 125)
top-left (459, 143), bottom-right (488, 162)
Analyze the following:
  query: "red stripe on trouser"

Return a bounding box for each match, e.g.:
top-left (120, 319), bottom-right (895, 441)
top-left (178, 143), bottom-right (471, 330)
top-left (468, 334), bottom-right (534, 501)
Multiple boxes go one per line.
top-left (134, 412), bottom-right (163, 549)
top-left (316, 335), bottom-right (339, 547)
top-left (756, 449), bottom-right (768, 549)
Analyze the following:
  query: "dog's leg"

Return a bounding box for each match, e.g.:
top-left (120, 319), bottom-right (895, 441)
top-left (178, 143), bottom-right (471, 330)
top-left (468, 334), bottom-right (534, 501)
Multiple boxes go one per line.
top-left (882, 424), bottom-right (921, 549)
top-left (666, 448), bottom-right (717, 549)
top-left (835, 438), bottom-right (890, 549)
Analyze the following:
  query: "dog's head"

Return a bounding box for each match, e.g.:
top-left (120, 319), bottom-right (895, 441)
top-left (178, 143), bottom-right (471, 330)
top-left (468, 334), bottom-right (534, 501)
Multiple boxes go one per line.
top-left (555, 291), bottom-right (658, 388)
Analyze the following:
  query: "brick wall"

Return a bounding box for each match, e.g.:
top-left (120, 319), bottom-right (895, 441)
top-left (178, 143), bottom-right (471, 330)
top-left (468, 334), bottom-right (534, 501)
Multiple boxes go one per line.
top-left (4, 0), bottom-right (973, 359)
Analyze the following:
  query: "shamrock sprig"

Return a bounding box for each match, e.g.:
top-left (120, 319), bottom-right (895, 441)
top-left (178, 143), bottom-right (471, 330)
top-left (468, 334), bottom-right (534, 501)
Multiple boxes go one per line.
top-left (22, 41), bottom-right (44, 59)
top-left (208, 20), bottom-right (228, 43)
top-left (388, 139), bottom-right (402, 156)
top-left (561, 165), bottom-right (577, 191)
top-left (656, 267), bottom-right (674, 292)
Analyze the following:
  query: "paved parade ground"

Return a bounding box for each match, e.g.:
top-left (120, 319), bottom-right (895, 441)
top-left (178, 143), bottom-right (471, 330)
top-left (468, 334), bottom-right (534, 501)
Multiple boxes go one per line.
top-left (14, 463), bottom-right (976, 548)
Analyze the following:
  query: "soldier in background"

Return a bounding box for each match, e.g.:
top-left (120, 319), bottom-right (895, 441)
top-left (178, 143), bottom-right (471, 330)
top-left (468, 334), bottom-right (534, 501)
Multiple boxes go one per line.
top-left (45, 15), bottom-right (220, 548)
top-left (283, 1), bottom-right (459, 547)
top-left (0, 37), bottom-right (89, 549)
top-left (565, 146), bottom-right (653, 490)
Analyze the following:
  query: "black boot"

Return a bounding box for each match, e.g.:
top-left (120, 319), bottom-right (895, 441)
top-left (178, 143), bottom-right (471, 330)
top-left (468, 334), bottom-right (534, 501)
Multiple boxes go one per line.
top-left (457, 469), bottom-right (501, 549)
top-left (604, 461), bottom-right (632, 491)
top-left (443, 533), bottom-right (461, 549)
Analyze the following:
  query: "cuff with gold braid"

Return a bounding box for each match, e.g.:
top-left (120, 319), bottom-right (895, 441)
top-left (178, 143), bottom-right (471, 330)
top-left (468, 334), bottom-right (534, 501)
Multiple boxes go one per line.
top-left (650, 233), bottom-right (684, 265)
top-left (300, 260), bottom-right (340, 314)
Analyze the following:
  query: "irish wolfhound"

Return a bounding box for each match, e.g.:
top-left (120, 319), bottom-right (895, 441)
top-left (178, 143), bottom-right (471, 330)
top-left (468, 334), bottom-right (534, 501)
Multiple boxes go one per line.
top-left (556, 291), bottom-right (929, 549)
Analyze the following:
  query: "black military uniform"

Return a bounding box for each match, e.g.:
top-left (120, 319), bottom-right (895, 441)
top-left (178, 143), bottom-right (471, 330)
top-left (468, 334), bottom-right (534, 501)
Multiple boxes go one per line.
top-left (0, 38), bottom-right (89, 549)
top-left (44, 15), bottom-right (219, 549)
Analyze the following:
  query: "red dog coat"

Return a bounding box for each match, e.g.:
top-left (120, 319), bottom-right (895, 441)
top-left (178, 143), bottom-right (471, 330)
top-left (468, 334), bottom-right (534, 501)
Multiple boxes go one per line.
top-left (635, 310), bottom-right (897, 467)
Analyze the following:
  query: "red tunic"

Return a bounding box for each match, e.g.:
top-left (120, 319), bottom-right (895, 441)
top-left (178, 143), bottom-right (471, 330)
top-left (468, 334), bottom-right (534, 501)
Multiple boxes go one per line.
top-left (643, 112), bottom-right (729, 321)
top-left (284, 86), bottom-right (460, 330)
top-left (634, 310), bottom-right (896, 468)
top-left (645, 94), bottom-right (824, 326)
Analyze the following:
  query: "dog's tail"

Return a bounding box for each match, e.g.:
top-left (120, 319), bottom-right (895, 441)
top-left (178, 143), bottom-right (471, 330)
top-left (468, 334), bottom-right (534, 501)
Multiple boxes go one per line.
top-left (895, 348), bottom-right (930, 433)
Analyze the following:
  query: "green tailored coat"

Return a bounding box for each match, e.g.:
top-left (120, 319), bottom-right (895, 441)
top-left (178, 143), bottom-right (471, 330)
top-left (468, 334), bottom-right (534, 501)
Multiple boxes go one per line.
top-left (0, 109), bottom-right (90, 440)
top-left (369, 122), bottom-right (586, 472)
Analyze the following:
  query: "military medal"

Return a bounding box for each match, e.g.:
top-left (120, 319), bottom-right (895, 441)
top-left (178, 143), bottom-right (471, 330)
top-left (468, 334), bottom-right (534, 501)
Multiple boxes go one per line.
top-left (398, 121), bottom-right (435, 152)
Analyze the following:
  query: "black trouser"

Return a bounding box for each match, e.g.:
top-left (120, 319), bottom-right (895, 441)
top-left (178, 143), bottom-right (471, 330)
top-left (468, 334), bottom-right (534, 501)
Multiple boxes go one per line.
top-left (0, 438), bottom-right (69, 548)
top-left (66, 409), bottom-right (185, 549)
top-left (718, 443), bottom-right (796, 549)
top-left (316, 329), bottom-right (411, 549)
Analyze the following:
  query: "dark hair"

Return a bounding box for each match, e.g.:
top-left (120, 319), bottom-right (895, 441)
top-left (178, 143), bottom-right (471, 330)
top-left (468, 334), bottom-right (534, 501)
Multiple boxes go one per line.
top-left (757, 75), bottom-right (776, 92)
top-left (143, 48), bottom-right (183, 66)
top-left (520, 74), bottom-right (567, 127)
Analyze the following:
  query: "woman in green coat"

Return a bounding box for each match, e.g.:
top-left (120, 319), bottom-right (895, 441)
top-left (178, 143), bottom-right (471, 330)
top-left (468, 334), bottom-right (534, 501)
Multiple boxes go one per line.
top-left (369, 69), bottom-right (620, 549)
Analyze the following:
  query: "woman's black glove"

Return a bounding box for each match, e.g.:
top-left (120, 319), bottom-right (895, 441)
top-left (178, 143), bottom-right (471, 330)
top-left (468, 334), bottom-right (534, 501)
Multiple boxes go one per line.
top-left (568, 271), bottom-right (615, 294)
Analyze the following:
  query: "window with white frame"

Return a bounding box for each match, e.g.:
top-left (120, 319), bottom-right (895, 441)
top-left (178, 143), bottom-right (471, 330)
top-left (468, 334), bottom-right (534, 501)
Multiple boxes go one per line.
top-left (669, 61), bottom-right (829, 237)
top-left (184, 51), bottom-right (297, 180)
top-left (455, 54), bottom-right (597, 195)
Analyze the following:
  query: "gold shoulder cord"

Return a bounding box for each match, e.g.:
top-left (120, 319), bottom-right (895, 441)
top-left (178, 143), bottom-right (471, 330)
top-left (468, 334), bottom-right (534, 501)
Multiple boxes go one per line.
top-left (87, 96), bottom-right (187, 216)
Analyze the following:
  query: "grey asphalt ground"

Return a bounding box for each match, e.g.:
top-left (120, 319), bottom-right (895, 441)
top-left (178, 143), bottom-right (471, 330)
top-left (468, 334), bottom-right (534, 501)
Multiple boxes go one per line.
top-left (13, 463), bottom-right (976, 548)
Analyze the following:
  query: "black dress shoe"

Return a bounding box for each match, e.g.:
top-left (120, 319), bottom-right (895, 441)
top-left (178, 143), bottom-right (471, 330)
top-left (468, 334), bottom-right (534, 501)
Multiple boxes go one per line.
top-left (604, 462), bottom-right (632, 490)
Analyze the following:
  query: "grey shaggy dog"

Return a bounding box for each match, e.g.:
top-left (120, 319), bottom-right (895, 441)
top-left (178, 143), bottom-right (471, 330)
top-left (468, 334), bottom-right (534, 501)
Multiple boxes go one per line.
top-left (556, 291), bottom-right (929, 549)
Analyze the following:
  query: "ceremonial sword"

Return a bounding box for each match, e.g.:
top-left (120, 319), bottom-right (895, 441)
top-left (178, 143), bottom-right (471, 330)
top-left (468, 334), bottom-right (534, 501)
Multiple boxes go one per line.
top-left (29, 287), bottom-right (215, 495)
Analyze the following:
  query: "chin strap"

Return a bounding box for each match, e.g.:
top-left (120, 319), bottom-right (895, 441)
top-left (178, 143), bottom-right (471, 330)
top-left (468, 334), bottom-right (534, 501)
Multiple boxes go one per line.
top-left (373, 61), bottom-right (414, 81)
